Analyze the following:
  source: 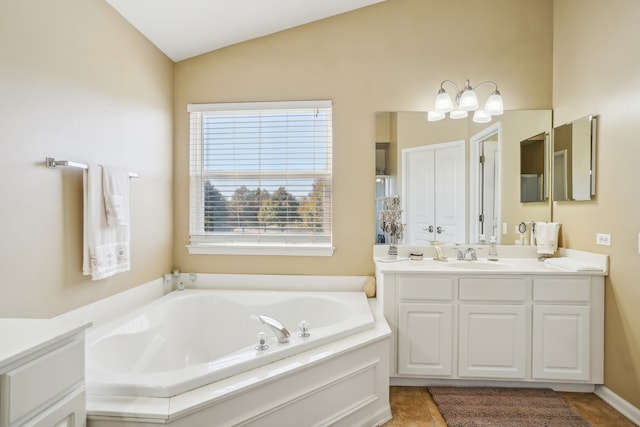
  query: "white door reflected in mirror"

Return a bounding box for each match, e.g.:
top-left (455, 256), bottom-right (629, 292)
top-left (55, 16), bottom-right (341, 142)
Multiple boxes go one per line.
top-left (402, 140), bottom-right (465, 244)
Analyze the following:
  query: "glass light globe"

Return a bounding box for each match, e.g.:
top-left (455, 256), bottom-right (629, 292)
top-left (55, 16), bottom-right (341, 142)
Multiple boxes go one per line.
top-left (459, 89), bottom-right (478, 111)
top-left (434, 90), bottom-right (454, 113)
top-left (427, 111), bottom-right (446, 121)
top-left (473, 110), bottom-right (492, 123)
top-left (484, 91), bottom-right (504, 115)
top-left (449, 110), bottom-right (468, 119)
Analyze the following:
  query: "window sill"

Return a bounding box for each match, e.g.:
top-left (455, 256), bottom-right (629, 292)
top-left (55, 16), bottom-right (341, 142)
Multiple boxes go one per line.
top-left (186, 244), bottom-right (335, 257)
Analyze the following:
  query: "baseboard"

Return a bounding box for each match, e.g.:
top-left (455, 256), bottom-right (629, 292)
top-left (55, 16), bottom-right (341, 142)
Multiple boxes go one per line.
top-left (389, 377), bottom-right (596, 393)
top-left (595, 385), bottom-right (640, 425)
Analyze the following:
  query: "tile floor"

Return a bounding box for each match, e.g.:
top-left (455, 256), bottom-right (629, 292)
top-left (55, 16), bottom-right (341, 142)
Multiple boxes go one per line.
top-left (383, 386), bottom-right (638, 427)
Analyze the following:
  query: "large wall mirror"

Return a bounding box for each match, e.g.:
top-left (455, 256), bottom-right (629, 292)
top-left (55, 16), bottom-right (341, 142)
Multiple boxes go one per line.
top-left (552, 115), bottom-right (597, 201)
top-left (375, 110), bottom-right (552, 246)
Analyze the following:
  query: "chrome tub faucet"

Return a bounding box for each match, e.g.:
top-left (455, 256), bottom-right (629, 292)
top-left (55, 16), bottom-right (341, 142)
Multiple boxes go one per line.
top-left (258, 315), bottom-right (291, 343)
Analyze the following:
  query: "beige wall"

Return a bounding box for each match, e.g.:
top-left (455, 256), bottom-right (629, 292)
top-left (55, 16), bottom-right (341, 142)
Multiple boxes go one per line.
top-left (173, 0), bottom-right (553, 275)
top-left (0, 0), bottom-right (175, 317)
top-left (553, 0), bottom-right (640, 408)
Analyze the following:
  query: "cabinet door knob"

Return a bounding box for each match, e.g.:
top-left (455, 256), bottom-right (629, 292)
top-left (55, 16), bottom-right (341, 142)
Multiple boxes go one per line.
top-left (436, 226), bottom-right (444, 234)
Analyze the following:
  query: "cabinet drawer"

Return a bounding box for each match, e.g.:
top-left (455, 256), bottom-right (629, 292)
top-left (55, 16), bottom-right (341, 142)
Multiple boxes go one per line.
top-left (2, 340), bottom-right (84, 426)
top-left (533, 279), bottom-right (590, 302)
top-left (459, 278), bottom-right (527, 301)
top-left (398, 276), bottom-right (454, 300)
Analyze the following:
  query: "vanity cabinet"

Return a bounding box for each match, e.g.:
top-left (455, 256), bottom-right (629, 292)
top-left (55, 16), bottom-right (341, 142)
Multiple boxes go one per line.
top-left (377, 269), bottom-right (604, 387)
top-left (458, 304), bottom-right (528, 379)
top-left (0, 319), bottom-right (91, 427)
top-left (396, 276), bottom-right (454, 376)
top-left (398, 303), bottom-right (454, 376)
top-left (532, 278), bottom-right (593, 381)
top-left (398, 276), bottom-right (455, 376)
top-left (458, 278), bottom-right (528, 379)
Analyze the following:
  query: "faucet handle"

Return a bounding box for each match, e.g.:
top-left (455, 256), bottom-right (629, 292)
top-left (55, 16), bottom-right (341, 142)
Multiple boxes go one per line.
top-left (255, 332), bottom-right (269, 351)
top-left (298, 320), bottom-right (311, 337)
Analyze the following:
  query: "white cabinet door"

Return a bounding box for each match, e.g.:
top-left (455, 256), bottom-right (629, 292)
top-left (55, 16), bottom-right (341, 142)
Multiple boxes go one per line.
top-left (403, 141), bottom-right (465, 244)
top-left (532, 305), bottom-right (591, 381)
top-left (398, 303), bottom-right (453, 376)
top-left (459, 304), bottom-right (527, 379)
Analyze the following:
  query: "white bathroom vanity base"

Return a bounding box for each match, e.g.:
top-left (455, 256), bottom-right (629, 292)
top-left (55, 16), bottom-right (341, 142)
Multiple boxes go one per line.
top-left (375, 246), bottom-right (607, 390)
top-left (0, 318), bottom-right (91, 427)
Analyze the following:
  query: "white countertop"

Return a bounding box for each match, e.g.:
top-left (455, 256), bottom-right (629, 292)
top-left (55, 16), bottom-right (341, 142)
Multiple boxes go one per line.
top-left (0, 318), bottom-right (92, 369)
top-left (374, 245), bottom-right (608, 276)
top-left (375, 257), bottom-right (604, 275)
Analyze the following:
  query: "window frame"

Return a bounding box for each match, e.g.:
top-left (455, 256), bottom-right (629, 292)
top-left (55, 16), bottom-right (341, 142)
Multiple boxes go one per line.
top-left (186, 100), bottom-right (334, 256)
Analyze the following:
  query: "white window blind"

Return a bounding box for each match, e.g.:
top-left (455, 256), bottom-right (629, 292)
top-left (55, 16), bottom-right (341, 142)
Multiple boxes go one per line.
top-left (187, 100), bottom-right (333, 256)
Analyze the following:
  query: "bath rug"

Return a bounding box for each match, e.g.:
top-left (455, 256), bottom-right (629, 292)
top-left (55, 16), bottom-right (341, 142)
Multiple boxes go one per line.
top-left (428, 386), bottom-right (589, 427)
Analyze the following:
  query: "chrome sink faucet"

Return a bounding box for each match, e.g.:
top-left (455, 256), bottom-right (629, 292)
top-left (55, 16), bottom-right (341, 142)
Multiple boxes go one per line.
top-left (457, 247), bottom-right (478, 261)
top-left (258, 315), bottom-right (290, 343)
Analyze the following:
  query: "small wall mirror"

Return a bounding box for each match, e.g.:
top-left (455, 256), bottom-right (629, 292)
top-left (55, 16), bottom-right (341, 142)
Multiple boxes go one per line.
top-left (520, 132), bottom-right (549, 203)
top-left (552, 115), bottom-right (597, 201)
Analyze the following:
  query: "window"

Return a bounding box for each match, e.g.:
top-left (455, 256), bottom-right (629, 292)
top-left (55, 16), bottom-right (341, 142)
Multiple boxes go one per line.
top-left (187, 100), bottom-right (333, 256)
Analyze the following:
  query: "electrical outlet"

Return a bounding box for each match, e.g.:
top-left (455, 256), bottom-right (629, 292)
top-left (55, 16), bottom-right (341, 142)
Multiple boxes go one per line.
top-left (503, 223), bottom-right (507, 235)
top-left (596, 233), bottom-right (611, 246)
top-left (638, 233), bottom-right (640, 254)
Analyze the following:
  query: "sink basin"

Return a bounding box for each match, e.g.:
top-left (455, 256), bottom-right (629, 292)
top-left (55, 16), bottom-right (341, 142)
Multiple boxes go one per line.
top-left (447, 261), bottom-right (514, 270)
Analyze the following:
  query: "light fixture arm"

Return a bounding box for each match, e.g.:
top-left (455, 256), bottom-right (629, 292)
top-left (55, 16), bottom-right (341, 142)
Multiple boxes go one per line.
top-left (438, 79), bottom-right (500, 106)
top-left (471, 80), bottom-right (500, 95)
top-left (438, 79), bottom-right (466, 102)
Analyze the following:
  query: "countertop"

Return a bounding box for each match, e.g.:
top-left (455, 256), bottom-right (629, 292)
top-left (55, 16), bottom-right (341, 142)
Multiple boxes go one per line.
top-left (0, 318), bottom-right (92, 369)
top-left (375, 257), bottom-right (605, 275)
top-left (374, 246), bottom-right (608, 276)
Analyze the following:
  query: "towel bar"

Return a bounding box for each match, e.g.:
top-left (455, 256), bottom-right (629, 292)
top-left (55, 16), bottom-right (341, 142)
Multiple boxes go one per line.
top-left (45, 157), bottom-right (139, 178)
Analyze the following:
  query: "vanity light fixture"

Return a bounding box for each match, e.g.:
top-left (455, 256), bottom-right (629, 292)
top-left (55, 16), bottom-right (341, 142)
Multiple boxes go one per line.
top-left (428, 79), bottom-right (504, 123)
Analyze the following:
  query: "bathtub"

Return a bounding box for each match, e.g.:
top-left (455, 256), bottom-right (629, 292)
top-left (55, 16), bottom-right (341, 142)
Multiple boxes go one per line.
top-left (87, 289), bottom-right (375, 398)
top-left (84, 283), bottom-right (391, 426)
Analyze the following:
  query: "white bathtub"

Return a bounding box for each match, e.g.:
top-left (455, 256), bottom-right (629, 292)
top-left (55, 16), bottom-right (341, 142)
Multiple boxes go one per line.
top-left (86, 289), bottom-right (376, 398)
top-left (83, 279), bottom-right (391, 427)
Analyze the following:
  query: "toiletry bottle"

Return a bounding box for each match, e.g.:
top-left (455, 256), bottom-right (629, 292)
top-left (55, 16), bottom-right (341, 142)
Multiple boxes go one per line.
top-left (487, 236), bottom-right (499, 261)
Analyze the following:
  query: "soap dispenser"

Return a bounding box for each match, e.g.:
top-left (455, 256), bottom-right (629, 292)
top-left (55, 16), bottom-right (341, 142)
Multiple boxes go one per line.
top-left (487, 236), bottom-right (499, 261)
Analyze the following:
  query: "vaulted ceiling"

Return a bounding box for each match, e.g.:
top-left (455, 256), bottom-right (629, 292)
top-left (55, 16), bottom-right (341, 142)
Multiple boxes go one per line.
top-left (105, 0), bottom-right (386, 62)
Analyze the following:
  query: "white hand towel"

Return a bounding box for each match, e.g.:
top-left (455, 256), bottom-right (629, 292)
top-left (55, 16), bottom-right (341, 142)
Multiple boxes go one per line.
top-left (83, 165), bottom-right (131, 280)
top-left (101, 165), bottom-right (130, 227)
top-left (534, 222), bottom-right (560, 255)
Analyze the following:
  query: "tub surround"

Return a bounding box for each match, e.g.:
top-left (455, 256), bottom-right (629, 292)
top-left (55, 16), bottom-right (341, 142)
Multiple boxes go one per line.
top-left (0, 318), bottom-right (91, 427)
top-left (55, 277), bottom-right (166, 329)
top-left (58, 274), bottom-right (391, 426)
top-left (375, 245), bottom-right (607, 392)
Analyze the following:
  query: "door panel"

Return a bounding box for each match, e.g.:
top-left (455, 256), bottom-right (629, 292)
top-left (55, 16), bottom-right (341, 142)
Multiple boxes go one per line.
top-left (403, 141), bottom-right (465, 244)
